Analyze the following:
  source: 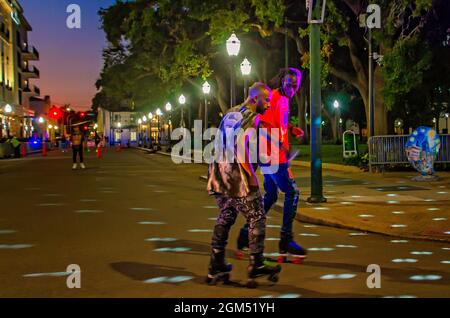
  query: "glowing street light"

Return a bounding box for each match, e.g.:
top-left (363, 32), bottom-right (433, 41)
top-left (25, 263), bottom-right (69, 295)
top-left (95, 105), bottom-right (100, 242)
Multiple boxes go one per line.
top-left (142, 115), bottom-right (147, 122)
top-left (179, 94), bottom-right (186, 105)
top-left (48, 125), bottom-right (53, 129)
top-left (165, 102), bottom-right (172, 112)
top-left (117, 122), bottom-right (121, 128)
top-left (138, 118), bottom-right (142, 124)
top-left (333, 100), bottom-right (340, 109)
top-left (226, 33), bottom-right (241, 56)
top-left (38, 117), bottom-right (45, 124)
top-left (240, 57), bottom-right (251, 75)
top-left (156, 108), bottom-right (162, 116)
top-left (4, 104), bottom-right (12, 113)
top-left (202, 81), bottom-right (211, 95)
top-left (148, 112), bottom-right (153, 120)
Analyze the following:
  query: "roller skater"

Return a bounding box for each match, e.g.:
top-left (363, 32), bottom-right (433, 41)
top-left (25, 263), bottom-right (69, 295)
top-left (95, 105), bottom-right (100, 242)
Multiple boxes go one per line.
top-left (236, 68), bottom-right (307, 263)
top-left (207, 83), bottom-right (282, 287)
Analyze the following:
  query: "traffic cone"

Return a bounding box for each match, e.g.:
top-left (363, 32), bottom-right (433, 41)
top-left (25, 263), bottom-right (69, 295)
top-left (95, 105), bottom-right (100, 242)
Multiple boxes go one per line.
top-left (42, 142), bottom-right (47, 157)
top-left (97, 146), bottom-right (102, 158)
top-left (21, 142), bottom-right (27, 158)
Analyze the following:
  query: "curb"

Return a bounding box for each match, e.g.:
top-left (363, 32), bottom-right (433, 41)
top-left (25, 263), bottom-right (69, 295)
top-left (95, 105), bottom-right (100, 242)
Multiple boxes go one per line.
top-left (276, 203), bottom-right (450, 243)
top-left (291, 160), bottom-right (363, 173)
top-left (151, 148), bottom-right (363, 173)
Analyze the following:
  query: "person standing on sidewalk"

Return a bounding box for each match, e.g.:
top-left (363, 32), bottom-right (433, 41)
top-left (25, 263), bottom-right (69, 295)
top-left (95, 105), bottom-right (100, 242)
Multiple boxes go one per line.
top-left (70, 125), bottom-right (85, 170)
top-left (237, 68), bottom-right (307, 263)
top-left (206, 82), bottom-right (281, 287)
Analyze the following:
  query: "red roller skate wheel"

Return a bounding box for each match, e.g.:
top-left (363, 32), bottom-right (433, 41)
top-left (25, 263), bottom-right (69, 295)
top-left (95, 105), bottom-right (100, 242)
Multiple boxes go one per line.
top-left (292, 257), bottom-right (303, 265)
top-left (277, 256), bottom-right (286, 263)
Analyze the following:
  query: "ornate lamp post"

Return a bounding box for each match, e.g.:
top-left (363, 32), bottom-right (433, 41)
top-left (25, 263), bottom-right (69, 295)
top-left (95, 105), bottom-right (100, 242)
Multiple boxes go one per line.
top-left (148, 112), bottom-right (153, 147)
top-left (179, 94), bottom-right (186, 128)
top-left (333, 100), bottom-right (341, 143)
top-left (156, 108), bottom-right (162, 147)
top-left (138, 118), bottom-right (142, 145)
top-left (202, 81), bottom-right (211, 131)
top-left (226, 33), bottom-right (240, 107)
top-left (165, 102), bottom-right (172, 147)
top-left (240, 57), bottom-right (251, 99)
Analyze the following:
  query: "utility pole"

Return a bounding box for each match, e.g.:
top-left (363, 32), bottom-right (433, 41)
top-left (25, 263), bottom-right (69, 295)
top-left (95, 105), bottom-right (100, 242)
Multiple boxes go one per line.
top-left (307, 0), bottom-right (327, 204)
top-left (368, 27), bottom-right (375, 138)
top-left (363, 4), bottom-right (382, 138)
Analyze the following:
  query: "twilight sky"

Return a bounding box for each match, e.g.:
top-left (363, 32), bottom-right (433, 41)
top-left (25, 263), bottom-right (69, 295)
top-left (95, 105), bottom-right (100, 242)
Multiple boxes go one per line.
top-left (20, 0), bottom-right (117, 110)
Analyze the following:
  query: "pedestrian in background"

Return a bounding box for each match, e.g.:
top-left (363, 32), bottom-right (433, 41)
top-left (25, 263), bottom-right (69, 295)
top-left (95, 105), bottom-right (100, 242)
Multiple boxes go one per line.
top-left (70, 125), bottom-right (85, 170)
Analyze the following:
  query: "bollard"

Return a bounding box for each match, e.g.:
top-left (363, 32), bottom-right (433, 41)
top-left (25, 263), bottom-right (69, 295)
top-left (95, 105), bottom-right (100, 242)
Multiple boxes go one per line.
top-left (21, 142), bottom-right (27, 158)
top-left (42, 142), bottom-right (47, 157)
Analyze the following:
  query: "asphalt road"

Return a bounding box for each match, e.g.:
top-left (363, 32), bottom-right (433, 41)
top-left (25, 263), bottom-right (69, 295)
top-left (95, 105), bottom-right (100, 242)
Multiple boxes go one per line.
top-left (0, 149), bottom-right (449, 298)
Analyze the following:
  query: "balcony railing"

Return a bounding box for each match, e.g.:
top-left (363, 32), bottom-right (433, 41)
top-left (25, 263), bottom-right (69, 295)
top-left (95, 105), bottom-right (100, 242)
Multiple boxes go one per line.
top-left (33, 66), bottom-right (40, 77)
top-left (33, 47), bottom-right (39, 59)
top-left (22, 85), bottom-right (40, 96)
top-left (21, 66), bottom-right (40, 78)
top-left (22, 46), bottom-right (40, 60)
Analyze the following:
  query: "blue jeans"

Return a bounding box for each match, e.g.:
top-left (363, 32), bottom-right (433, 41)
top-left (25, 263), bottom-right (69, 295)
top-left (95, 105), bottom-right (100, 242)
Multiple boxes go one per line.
top-left (263, 163), bottom-right (299, 234)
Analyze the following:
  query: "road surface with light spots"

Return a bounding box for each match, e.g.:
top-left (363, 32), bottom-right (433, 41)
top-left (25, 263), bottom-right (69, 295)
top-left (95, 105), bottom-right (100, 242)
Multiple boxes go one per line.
top-left (0, 149), bottom-right (449, 298)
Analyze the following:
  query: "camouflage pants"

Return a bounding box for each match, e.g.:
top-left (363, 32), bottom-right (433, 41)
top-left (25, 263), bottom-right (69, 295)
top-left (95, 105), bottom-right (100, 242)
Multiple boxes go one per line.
top-left (212, 193), bottom-right (266, 254)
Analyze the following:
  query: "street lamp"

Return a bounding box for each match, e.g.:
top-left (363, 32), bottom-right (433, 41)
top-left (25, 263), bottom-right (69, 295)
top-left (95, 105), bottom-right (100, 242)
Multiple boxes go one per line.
top-left (226, 33), bottom-right (241, 107)
top-left (137, 118), bottom-right (143, 146)
top-left (202, 81), bottom-right (211, 130)
top-left (240, 57), bottom-right (252, 99)
top-left (333, 100), bottom-right (339, 109)
top-left (165, 103), bottom-right (172, 147)
top-left (38, 117), bottom-right (45, 124)
top-left (333, 100), bottom-right (341, 143)
top-left (4, 104), bottom-right (12, 113)
top-left (179, 94), bottom-right (186, 128)
top-left (445, 113), bottom-right (449, 131)
top-left (156, 108), bottom-right (162, 147)
top-left (148, 112), bottom-right (153, 147)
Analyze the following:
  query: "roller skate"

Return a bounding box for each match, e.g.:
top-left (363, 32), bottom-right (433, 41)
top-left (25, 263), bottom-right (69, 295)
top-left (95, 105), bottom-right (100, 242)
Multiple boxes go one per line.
top-left (277, 232), bottom-right (307, 264)
top-left (235, 226), bottom-right (249, 260)
top-left (206, 250), bottom-right (233, 285)
top-left (246, 253), bottom-right (282, 289)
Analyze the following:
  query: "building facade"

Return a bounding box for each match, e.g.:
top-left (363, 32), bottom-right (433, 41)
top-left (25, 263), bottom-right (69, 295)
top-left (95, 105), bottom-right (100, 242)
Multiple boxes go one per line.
top-left (97, 107), bottom-right (139, 146)
top-left (0, 0), bottom-right (39, 139)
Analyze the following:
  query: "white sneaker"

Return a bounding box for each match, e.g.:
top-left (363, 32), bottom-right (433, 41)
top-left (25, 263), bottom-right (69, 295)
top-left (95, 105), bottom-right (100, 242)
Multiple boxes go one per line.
top-left (72, 164), bottom-right (78, 170)
top-left (80, 163), bottom-right (86, 169)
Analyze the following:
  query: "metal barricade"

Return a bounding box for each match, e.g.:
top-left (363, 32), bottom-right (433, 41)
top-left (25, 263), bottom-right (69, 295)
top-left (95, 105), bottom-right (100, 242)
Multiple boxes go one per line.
top-left (368, 134), bottom-right (450, 172)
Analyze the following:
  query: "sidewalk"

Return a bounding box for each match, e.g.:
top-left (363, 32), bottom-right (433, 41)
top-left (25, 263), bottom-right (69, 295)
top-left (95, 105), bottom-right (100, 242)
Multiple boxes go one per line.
top-left (192, 156), bottom-right (450, 242)
top-left (282, 167), bottom-right (450, 242)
